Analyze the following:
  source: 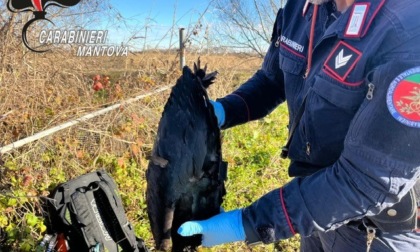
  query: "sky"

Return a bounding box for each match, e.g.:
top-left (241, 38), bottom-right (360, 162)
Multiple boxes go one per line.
top-left (106, 0), bottom-right (214, 49)
top-left (109, 0), bottom-right (209, 26)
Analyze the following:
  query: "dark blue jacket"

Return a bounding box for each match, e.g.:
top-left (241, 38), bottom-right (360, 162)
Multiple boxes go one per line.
top-left (218, 0), bottom-right (420, 244)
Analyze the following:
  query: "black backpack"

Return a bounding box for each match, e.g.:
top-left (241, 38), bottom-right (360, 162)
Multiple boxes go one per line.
top-left (41, 170), bottom-right (149, 252)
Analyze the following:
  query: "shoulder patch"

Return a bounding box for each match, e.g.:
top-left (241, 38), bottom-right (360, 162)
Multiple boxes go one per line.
top-left (387, 67), bottom-right (420, 128)
top-left (324, 41), bottom-right (362, 82)
top-left (345, 3), bottom-right (370, 37)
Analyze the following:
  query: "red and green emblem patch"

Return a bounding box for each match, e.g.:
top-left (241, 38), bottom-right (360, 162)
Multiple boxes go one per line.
top-left (387, 67), bottom-right (420, 128)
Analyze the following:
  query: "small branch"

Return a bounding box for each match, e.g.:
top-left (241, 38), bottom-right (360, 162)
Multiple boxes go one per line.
top-left (0, 110), bottom-right (14, 121)
top-left (78, 128), bottom-right (135, 144)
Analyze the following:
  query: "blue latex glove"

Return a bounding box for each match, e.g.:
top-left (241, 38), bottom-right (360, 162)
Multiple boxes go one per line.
top-left (209, 100), bottom-right (225, 128)
top-left (177, 209), bottom-right (245, 247)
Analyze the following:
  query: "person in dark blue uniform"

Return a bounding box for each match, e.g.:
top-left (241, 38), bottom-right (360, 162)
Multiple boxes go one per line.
top-left (178, 0), bottom-right (420, 251)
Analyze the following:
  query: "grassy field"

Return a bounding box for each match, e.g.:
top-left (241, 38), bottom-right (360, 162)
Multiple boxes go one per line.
top-left (0, 50), bottom-right (299, 251)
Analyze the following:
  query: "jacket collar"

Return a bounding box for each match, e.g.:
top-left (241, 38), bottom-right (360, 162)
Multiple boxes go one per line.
top-left (336, 0), bottom-right (386, 39)
top-left (306, 0), bottom-right (386, 39)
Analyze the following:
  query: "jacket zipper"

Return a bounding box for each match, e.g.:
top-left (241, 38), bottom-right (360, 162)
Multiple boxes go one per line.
top-left (275, 36), bottom-right (281, 47)
top-left (349, 83), bottom-right (376, 140)
top-left (366, 83), bottom-right (375, 100)
top-left (302, 33), bottom-right (336, 157)
top-left (306, 142), bottom-right (311, 156)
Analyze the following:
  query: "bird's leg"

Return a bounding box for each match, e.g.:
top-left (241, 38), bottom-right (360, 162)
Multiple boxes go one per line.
top-left (159, 207), bottom-right (175, 251)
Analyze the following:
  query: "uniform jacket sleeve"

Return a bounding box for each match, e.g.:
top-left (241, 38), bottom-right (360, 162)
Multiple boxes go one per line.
top-left (218, 9), bottom-right (286, 129)
top-left (241, 29), bottom-right (420, 245)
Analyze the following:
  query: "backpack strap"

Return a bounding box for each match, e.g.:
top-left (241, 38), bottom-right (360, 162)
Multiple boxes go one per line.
top-left (54, 172), bottom-right (101, 224)
top-left (46, 170), bottom-right (149, 252)
top-left (95, 173), bottom-right (139, 250)
top-left (71, 189), bottom-right (105, 247)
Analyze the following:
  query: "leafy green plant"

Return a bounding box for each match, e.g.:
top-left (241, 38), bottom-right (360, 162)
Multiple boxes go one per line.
top-left (215, 104), bottom-right (300, 251)
top-left (0, 53), bottom-right (301, 251)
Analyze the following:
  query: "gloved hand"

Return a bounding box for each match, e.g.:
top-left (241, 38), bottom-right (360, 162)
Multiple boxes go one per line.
top-left (209, 100), bottom-right (225, 128)
top-left (177, 209), bottom-right (245, 247)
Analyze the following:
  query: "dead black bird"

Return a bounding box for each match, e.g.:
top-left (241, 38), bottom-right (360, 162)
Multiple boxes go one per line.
top-left (146, 59), bottom-right (227, 252)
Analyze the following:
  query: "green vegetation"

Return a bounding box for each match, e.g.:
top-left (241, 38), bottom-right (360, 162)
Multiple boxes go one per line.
top-left (0, 52), bottom-right (299, 251)
top-left (0, 104), bottom-right (300, 251)
top-left (218, 105), bottom-right (300, 252)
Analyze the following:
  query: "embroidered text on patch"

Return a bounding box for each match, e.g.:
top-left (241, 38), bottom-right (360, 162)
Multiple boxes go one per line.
top-left (280, 35), bottom-right (305, 53)
top-left (387, 67), bottom-right (420, 128)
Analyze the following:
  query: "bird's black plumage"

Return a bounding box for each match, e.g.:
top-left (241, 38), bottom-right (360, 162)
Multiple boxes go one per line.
top-left (146, 60), bottom-right (226, 252)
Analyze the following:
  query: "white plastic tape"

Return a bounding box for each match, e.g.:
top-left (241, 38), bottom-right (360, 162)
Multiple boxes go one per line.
top-left (0, 86), bottom-right (171, 154)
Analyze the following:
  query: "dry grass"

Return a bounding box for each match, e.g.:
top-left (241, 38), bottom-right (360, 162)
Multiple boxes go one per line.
top-left (0, 49), bottom-right (261, 144)
top-left (0, 2), bottom-right (300, 251)
top-left (1, 43), bottom-right (288, 251)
